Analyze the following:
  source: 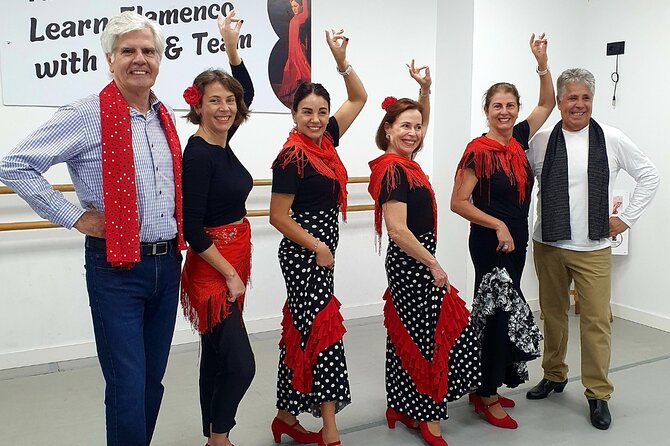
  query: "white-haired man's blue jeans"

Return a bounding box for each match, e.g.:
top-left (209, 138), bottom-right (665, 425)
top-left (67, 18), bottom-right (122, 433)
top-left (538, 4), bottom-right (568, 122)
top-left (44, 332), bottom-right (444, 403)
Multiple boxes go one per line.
top-left (84, 236), bottom-right (181, 446)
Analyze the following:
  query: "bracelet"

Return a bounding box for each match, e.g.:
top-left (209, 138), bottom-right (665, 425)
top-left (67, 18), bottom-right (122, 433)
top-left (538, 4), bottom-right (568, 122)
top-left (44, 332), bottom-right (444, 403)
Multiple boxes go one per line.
top-left (313, 238), bottom-right (321, 252)
top-left (536, 66), bottom-right (549, 76)
top-left (419, 88), bottom-right (431, 97)
top-left (337, 64), bottom-right (352, 76)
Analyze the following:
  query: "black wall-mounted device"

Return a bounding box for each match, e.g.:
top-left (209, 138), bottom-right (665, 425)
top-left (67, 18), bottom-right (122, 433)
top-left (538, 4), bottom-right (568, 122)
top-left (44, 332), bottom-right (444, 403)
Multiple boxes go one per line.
top-left (606, 41), bottom-right (625, 56)
top-left (606, 41), bottom-right (625, 106)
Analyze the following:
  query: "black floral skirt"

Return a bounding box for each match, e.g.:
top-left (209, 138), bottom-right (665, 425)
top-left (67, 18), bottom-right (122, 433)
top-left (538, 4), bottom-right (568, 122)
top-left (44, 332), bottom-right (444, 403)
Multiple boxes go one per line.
top-left (469, 224), bottom-right (542, 392)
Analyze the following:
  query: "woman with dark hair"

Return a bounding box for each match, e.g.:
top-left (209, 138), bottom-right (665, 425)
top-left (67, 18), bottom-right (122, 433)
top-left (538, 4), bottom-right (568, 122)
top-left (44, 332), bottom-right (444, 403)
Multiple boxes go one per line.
top-left (277, 0), bottom-right (311, 105)
top-left (368, 62), bottom-right (479, 446)
top-left (269, 29), bottom-right (367, 446)
top-left (179, 12), bottom-right (255, 446)
top-left (450, 34), bottom-right (555, 429)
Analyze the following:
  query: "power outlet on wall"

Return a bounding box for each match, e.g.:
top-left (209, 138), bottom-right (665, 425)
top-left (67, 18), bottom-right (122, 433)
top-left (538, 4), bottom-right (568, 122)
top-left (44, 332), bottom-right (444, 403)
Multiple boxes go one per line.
top-left (607, 41), bottom-right (625, 56)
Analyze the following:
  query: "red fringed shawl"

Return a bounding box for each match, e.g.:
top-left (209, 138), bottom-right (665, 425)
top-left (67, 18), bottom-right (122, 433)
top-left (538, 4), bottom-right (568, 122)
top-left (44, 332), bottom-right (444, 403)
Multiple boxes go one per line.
top-left (279, 297), bottom-right (347, 394)
top-left (99, 81), bottom-right (186, 267)
top-left (457, 135), bottom-right (529, 204)
top-left (368, 153), bottom-right (437, 241)
top-left (180, 220), bottom-right (251, 334)
top-left (273, 129), bottom-right (349, 220)
top-left (384, 286), bottom-right (470, 402)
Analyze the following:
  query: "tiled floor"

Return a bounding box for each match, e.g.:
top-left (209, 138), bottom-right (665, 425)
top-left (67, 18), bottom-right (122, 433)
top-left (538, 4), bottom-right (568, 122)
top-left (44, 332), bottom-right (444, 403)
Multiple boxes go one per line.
top-left (1, 312), bottom-right (669, 445)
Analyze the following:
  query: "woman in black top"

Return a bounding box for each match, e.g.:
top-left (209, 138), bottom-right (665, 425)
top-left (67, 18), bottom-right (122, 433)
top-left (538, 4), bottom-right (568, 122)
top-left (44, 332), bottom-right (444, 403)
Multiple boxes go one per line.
top-left (450, 34), bottom-right (555, 430)
top-left (369, 64), bottom-right (480, 446)
top-left (269, 29), bottom-right (367, 446)
top-left (180, 12), bottom-right (255, 446)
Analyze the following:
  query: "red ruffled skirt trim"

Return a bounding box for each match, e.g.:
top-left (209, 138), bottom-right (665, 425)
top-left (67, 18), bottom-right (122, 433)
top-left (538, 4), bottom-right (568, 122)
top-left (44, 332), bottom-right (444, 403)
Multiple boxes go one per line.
top-left (384, 285), bottom-right (470, 402)
top-left (180, 219), bottom-right (251, 334)
top-left (279, 296), bottom-right (347, 394)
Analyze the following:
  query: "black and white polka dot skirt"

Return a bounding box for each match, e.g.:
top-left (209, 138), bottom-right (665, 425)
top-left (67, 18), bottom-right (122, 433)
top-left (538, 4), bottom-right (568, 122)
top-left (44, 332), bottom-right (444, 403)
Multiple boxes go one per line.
top-left (276, 208), bottom-right (351, 417)
top-left (384, 232), bottom-right (481, 421)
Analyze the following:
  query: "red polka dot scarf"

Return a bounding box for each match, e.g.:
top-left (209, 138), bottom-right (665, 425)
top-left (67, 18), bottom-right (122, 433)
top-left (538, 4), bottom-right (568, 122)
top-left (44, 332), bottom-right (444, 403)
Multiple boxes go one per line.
top-left (99, 80), bottom-right (185, 267)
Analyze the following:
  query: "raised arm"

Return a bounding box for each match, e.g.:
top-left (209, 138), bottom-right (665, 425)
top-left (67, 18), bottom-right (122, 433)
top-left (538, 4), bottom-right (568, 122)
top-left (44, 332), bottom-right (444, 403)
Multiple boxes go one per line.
top-left (525, 33), bottom-right (556, 138)
top-left (220, 11), bottom-right (242, 66)
top-left (326, 29), bottom-right (368, 138)
top-left (219, 11), bottom-right (255, 138)
top-left (296, 0), bottom-right (309, 23)
top-left (407, 59), bottom-right (432, 131)
top-left (220, 11), bottom-right (254, 102)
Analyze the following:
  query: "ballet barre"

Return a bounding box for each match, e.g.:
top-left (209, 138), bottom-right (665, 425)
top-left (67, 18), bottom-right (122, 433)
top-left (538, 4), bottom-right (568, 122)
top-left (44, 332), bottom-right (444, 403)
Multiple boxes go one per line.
top-left (0, 177), bottom-right (375, 232)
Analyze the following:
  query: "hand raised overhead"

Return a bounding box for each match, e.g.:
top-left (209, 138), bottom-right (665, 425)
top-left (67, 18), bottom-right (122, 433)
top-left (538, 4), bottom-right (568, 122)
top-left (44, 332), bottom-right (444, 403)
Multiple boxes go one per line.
top-left (325, 28), bottom-right (349, 67)
top-left (529, 32), bottom-right (548, 66)
top-left (407, 59), bottom-right (432, 92)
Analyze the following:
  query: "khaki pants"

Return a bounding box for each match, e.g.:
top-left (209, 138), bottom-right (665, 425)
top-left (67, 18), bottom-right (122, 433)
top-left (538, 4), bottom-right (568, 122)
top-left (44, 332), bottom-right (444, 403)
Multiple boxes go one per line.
top-left (533, 241), bottom-right (614, 400)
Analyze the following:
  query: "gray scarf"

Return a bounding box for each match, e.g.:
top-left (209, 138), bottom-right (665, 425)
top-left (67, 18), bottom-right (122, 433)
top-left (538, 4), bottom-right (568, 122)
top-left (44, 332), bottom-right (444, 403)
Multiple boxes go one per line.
top-left (540, 118), bottom-right (609, 242)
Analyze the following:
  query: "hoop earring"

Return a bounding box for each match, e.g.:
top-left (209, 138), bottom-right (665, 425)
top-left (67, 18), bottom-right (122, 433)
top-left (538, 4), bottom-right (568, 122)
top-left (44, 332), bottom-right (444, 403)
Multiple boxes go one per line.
top-left (385, 133), bottom-right (390, 140)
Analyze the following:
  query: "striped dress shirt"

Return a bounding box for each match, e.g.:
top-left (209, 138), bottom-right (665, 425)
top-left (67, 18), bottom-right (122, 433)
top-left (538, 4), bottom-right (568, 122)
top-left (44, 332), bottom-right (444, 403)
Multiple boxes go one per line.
top-left (0, 91), bottom-right (178, 242)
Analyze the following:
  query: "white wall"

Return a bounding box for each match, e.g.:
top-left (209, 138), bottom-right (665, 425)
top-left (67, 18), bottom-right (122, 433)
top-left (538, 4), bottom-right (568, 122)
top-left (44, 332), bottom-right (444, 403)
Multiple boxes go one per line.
top-left (469, 0), bottom-right (670, 329)
top-left (433, 1), bottom-right (474, 302)
top-left (0, 0), bottom-right (440, 370)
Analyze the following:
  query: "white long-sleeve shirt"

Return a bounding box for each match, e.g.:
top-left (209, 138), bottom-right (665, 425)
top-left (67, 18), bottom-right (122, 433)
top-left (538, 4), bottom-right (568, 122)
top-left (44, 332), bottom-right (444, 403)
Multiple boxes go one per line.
top-left (527, 122), bottom-right (660, 251)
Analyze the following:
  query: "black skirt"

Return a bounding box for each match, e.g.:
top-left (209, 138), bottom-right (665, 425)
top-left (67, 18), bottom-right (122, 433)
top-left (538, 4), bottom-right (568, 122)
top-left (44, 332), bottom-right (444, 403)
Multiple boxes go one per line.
top-left (276, 208), bottom-right (351, 417)
top-left (469, 223), bottom-right (542, 393)
top-left (384, 231), bottom-right (481, 421)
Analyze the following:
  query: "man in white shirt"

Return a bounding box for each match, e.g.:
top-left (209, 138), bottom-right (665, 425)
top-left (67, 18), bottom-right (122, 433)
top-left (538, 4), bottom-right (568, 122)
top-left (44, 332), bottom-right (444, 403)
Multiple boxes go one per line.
top-left (524, 68), bottom-right (659, 430)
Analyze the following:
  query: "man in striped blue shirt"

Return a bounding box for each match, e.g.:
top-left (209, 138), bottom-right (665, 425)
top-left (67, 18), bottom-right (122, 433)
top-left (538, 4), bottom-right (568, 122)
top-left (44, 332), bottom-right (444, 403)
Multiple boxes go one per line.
top-left (0, 12), bottom-right (183, 446)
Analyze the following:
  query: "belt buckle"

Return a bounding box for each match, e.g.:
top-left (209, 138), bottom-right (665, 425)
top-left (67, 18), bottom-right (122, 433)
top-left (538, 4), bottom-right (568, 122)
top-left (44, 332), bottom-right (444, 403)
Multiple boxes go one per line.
top-left (151, 241), bottom-right (169, 256)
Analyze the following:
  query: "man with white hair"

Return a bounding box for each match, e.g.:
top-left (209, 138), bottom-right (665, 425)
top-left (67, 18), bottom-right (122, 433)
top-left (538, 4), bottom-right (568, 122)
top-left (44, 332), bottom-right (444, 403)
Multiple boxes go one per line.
top-left (0, 12), bottom-right (184, 445)
top-left (525, 68), bottom-right (659, 430)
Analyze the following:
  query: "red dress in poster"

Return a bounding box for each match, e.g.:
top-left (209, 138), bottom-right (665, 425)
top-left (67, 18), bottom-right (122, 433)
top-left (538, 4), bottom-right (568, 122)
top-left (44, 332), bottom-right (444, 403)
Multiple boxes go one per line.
top-left (277, 0), bottom-right (311, 104)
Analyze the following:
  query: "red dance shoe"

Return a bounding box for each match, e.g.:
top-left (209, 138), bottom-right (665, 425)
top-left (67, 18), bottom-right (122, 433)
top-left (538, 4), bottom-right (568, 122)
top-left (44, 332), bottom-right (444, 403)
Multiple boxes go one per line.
top-left (418, 422), bottom-right (448, 446)
top-left (317, 430), bottom-right (341, 446)
top-left (385, 407), bottom-right (419, 430)
top-left (271, 417), bottom-right (321, 444)
top-left (469, 392), bottom-right (515, 408)
top-left (497, 394), bottom-right (515, 408)
top-left (470, 395), bottom-right (518, 429)
top-left (317, 439), bottom-right (341, 446)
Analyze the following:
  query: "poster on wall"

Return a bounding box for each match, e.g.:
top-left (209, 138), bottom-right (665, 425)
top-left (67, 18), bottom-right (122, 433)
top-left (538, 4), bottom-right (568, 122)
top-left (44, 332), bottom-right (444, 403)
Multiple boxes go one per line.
top-left (268, 0), bottom-right (311, 108)
top-left (0, 0), bottom-right (311, 112)
top-left (611, 190), bottom-right (629, 256)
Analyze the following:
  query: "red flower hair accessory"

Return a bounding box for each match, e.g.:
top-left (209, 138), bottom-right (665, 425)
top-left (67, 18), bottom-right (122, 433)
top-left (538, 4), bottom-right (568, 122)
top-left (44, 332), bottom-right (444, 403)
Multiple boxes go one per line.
top-left (183, 84), bottom-right (202, 106)
top-left (381, 96), bottom-right (398, 111)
